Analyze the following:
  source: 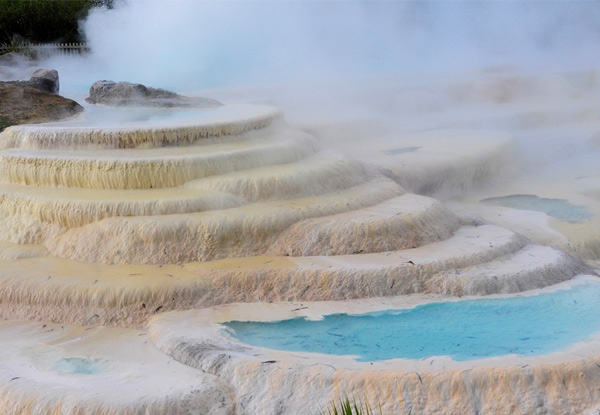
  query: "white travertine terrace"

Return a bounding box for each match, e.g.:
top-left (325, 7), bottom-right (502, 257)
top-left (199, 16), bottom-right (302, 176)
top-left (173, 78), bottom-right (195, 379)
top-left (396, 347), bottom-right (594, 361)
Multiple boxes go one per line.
top-left (0, 104), bottom-right (282, 149)
top-left (450, 123), bottom-right (600, 265)
top-left (0, 184), bottom-right (244, 228)
top-left (148, 277), bottom-right (600, 415)
top-left (0, 321), bottom-right (234, 415)
top-left (0, 132), bottom-right (318, 189)
top-left (338, 129), bottom-right (517, 197)
top-left (0, 224), bottom-right (586, 329)
top-left (0, 69), bottom-right (598, 414)
top-left (184, 156), bottom-right (371, 202)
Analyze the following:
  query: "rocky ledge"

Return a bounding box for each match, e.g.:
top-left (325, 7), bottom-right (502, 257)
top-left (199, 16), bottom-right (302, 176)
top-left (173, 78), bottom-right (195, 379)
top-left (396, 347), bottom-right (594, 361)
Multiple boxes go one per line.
top-left (0, 69), bottom-right (83, 132)
top-left (85, 80), bottom-right (222, 108)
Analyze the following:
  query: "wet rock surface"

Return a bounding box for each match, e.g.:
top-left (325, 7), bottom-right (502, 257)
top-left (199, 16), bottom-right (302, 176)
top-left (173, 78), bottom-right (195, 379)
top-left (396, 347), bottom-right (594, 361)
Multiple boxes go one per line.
top-left (86, 80), bottom-right (222, 108)
top-left (28, 68), bottom-right (60, 94)
top-left (0, 69), bottom-right (83, 132)
top-left (0, 68), bottom-right (60, 94)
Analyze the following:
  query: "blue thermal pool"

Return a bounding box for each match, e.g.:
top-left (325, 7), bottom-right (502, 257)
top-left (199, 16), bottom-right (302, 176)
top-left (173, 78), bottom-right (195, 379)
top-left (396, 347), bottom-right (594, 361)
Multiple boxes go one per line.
top-left (225, 282), bottom-right (600, 361)
top-left (481, 194), bottom-right (593, 222)
top-left (53, 357), bottom-right (102, 375)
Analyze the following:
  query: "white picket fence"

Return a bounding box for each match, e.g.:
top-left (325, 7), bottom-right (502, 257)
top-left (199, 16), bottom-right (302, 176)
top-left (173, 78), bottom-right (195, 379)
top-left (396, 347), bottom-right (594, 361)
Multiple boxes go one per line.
top-left (0, 43), bottom-right (90, 59)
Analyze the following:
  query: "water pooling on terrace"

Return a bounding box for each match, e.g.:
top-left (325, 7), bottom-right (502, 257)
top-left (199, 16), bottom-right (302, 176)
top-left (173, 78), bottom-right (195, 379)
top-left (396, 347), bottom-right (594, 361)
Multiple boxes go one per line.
top-left (225, 281), bottom-right (600, 361)
top-left (52, 357), bottom-right (103, 375)
top-left (481, 194), bottom-right (594, 223)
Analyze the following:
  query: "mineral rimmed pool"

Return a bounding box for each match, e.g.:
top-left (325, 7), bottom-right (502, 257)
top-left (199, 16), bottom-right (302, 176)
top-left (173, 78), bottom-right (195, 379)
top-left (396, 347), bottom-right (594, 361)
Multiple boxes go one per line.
top-left (225, 282), bottom-right (600, 361)
top-left (481, 194), bottom-right (593, 222)
top-left (52, 357), bottom-right (103, 375)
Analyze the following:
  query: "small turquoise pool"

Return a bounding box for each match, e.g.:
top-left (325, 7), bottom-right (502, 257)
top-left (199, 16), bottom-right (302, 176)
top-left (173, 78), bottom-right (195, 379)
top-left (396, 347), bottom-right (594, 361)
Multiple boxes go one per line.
top-left (53, 357), bottom-right (102, 375)
top-left (481, 194), bottom-right (593, 222)
top-left (225, 282), bottom-right (600, 361)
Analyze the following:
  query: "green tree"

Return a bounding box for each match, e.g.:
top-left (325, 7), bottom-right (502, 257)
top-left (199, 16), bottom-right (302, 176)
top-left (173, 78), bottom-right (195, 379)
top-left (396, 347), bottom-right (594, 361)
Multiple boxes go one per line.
top-left (0, 0), bottom-right (103, 46)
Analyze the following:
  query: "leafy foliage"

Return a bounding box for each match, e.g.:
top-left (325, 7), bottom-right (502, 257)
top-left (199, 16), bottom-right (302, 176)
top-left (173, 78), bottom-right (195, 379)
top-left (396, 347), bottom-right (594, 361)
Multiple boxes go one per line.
top-left (0, 35), bottom-right (31, 56)
top-left (0, 0), bottom-right (111, 46)
top-left (0, 115), bottom-right (12, 133)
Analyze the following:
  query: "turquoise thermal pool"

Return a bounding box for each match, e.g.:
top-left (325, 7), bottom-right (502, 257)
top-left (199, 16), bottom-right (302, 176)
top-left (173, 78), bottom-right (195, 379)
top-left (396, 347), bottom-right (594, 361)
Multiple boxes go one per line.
top-left (225, 282), bottom-right (600, 361)
top-left (481, 194), bottom-right (593, 222)
top-left (52, 357), bottom-right (103, 375)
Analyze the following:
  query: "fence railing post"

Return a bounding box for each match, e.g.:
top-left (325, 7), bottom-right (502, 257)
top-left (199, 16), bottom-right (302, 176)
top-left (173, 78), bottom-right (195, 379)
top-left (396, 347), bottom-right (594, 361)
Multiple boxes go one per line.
top-left (12, 42), bottom-right (92, 58)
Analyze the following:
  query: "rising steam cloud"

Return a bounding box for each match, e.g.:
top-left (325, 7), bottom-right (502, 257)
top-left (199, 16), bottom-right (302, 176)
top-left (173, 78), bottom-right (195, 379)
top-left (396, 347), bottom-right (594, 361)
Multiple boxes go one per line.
top-left (49, 0), bottom-right (600, 94)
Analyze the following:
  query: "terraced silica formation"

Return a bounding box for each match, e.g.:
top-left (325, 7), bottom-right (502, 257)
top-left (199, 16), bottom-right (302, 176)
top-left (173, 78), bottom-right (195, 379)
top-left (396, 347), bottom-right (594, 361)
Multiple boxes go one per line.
top-left (0, 104), bottom-right (585, 302)
top-left (0, 321), bottom-right (235, 415)
top-left (0, 90), bottom-right (597, 415)
top-left (0, 104), bottom-right (464, 266)
top-left (149, 278), bottom-right (600, 415)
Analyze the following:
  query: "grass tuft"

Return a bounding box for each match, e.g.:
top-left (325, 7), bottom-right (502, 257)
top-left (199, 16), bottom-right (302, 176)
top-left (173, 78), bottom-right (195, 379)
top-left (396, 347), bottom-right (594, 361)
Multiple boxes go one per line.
top-left (320, 396), bottom-right (382, 415)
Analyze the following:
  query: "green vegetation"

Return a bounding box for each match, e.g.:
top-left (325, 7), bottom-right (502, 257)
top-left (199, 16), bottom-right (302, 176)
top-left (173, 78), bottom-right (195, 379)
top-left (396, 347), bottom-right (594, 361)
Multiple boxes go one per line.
top-left (320, 397), bottom-right (383, 415)
top-left (0, 116), bottom-right (11, 133)
top-left (0, 0), bottom-right (115, 48)
top-left (0, 35), bottom-right (31, 56)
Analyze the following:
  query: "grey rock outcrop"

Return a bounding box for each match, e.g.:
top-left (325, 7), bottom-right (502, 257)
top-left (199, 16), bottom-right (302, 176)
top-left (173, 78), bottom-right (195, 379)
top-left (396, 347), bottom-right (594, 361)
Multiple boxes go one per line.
top-left (85, 80), bottom-right (221, 108)
top-left (0, 69), bottom-right (82, 132)
top-left (1, 68), bottom-right (60, 94)
top-left (29, 68), bottom-right (60, 94)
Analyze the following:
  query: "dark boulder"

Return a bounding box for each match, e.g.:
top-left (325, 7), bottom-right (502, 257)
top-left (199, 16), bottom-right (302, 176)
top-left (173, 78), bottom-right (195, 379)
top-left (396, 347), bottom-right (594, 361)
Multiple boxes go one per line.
top-left (0, 82), bottom-right (83, 132)
top-left (29, 68), bottom-right (60, 94)
top-left (85, 80), bottom-right (221, 108)
top-left (1, 68), bottom-right (60, 94)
